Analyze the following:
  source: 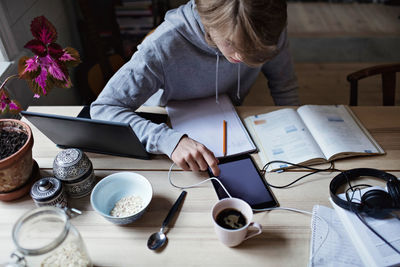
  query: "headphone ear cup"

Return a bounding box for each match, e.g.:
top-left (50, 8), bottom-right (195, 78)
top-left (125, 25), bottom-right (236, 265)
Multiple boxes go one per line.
top-left (361, 189), bottom-right (393, 218)
top-left (387, 178), bottom-right (400, 208)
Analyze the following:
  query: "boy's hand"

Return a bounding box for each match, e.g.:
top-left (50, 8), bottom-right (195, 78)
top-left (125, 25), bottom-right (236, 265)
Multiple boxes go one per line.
top-left (171, 136), bottom-right (220, 176)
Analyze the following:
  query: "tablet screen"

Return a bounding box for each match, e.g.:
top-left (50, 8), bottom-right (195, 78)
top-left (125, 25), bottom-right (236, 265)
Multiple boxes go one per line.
top-left (210, 156), bottom-right (278, 209)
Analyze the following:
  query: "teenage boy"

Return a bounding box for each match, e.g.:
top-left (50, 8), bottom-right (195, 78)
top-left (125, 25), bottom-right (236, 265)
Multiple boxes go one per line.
top-left (91, 0), bottom-right (298, 176)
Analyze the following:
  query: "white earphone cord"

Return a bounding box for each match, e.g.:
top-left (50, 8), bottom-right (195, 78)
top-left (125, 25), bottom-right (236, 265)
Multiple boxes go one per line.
top-left (167, 163), bottom-right (329, 260)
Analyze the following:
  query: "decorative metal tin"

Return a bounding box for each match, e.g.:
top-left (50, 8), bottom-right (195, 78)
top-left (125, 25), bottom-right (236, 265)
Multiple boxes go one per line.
top-left (53, 148), bottom-right (91, 181)
top-left (30, 177), bottom-right (67, 208)
top-left (61, 165), bottom-right (96, 198)
top-left (53, 148), bottom-right (96, 198)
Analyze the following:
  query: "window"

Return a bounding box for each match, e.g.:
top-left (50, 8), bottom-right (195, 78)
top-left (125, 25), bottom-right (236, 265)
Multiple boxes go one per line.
top-left (0, 2), bottom-right (19, 67)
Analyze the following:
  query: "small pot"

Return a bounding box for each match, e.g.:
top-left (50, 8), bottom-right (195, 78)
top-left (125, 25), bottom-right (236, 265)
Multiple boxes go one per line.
top-left (30, 177), bottom-right (68, 208)
top-left (0, 119), bottom-right (34, 194)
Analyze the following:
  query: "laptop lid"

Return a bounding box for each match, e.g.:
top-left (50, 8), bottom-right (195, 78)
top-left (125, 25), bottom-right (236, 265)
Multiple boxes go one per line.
top-left (21, 109), bottom-right (150, 159)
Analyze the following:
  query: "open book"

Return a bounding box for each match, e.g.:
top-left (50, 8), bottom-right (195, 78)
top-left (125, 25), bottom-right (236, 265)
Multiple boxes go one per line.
top-left (329, 187), bottom-right (400, 267)
top-left (166, 94), bottom-right (256, 158)
top-left (244, 105), bottom-right (384, 171)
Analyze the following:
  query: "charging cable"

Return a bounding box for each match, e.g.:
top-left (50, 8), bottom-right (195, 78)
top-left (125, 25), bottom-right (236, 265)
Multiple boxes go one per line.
top-left (167, 162), bottom-right (329, 260)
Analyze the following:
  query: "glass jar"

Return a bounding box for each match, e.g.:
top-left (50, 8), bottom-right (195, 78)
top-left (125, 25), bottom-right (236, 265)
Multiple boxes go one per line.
top-left (5, 206), bottom-right (92, 267)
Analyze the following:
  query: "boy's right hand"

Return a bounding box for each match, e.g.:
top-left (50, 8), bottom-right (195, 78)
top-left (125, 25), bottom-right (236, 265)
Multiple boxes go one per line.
top-left (171, 136), bottom-right (220, 177)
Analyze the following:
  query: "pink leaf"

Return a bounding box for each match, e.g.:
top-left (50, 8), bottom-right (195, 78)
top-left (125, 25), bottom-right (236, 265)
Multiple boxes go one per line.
top-left (48, 43), bottom-right (64, 59)
top-left (45, 55), bottom-right (68, 82)
top-left (8, 100), bottom-right (20, 110)
top-left (0, 90), bottom-right (7, 100)
top-left (30, 16), bottom-right (57, 44)
top-left (34, 68), bottom-right (49, 95)
top-left (64, 79), bottom-right (72, 88)
top-left (0, 90), bottom-right (7, 112)
top-left (59, 51), bottom-right (74, 61)
top-left (59, 47), bottom-right (80, 67)
top-left (24, 39), bottom-right (46, 57)
top-left (0, 90), bottom-right (21, 113)
top-left (22, 57), bottom-right (40, 74)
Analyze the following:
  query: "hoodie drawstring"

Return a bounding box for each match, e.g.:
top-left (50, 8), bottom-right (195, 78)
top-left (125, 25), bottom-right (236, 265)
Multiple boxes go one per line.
top-left (215, 53), bottom-right (220, 104)
top-left (237, 64), bottom-right (241, 100)
top-left (215, 53), bottom-right (241, 104)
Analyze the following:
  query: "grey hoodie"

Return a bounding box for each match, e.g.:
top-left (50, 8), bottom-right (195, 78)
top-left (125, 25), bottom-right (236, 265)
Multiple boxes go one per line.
top-left (90, 0), bottom-right (299, 158)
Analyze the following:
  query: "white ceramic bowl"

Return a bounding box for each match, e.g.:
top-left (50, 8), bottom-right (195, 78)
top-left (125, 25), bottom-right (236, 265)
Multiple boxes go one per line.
top-left (90, 172), bottom-right (153, 225)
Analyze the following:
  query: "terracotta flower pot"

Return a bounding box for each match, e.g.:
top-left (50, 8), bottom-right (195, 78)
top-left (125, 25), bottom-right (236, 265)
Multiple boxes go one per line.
top-left (0, 119), bottom-right (34, 193)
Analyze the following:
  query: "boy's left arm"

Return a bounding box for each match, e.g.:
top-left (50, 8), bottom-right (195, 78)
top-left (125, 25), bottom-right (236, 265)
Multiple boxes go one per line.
top-left (261, 28), bottom-right (300, 106)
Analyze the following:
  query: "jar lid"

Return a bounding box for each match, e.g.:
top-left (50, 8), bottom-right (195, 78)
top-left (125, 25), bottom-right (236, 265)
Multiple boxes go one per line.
top-left (54, 148), bottom-right (83, 167)
top-left (53, 148), bottom-right (92, 181)
top-left (30, 177), bottom-right (62, 202)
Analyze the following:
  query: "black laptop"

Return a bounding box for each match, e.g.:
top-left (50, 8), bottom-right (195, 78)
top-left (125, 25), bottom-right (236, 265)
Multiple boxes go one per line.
top-left (21, 107), bottom-right (168, 159)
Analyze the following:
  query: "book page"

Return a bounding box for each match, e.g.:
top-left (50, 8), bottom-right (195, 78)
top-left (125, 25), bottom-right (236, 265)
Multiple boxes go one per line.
top-left (309, 205), bottom-right (363, 267)
top-left (330, 187), bottom-right (400, 267)
top-left (244, 108), bottom-right (325, 170)
top-left (166, 95), bottom-right (256, 158)
top-left (297, 105), bottom-right (382, 160)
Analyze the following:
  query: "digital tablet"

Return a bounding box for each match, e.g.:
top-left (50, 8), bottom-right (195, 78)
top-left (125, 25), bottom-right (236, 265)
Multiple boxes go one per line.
top-left (208, 154), bottom-right (279, 210)
top-left (20, 107), bottom-right (167, 159)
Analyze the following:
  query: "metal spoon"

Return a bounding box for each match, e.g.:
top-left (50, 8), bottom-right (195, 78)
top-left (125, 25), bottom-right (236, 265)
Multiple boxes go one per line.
top-left (147, 190), bottom-right (187, 250)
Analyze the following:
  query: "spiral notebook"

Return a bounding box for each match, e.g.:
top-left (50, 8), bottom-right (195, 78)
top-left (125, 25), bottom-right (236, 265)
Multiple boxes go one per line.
top-left (309, 205), bottom-right (362, 267)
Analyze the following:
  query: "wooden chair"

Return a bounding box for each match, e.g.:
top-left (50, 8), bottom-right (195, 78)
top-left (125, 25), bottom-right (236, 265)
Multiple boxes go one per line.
top-left (347, 63), bottom-right (400, 106)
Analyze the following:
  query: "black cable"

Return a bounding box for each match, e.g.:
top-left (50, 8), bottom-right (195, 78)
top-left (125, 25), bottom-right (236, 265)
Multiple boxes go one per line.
top-left (261, 160), bottom-right (400, 255)
top-left (261, 160), bottom-right (335, 188)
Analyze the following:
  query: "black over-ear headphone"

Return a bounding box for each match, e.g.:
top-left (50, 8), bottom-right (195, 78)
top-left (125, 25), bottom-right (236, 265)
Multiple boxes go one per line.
top-left (330, 168), bottom-right (400, 219)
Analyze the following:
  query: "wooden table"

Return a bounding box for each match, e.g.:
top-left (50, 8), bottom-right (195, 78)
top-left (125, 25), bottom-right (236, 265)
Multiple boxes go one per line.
top-left (0, 106), bottom-right (399, 266)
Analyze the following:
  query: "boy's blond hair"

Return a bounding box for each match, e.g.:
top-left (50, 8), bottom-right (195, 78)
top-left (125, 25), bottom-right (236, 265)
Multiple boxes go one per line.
top-left (195, 0), bottom-right (287, 66)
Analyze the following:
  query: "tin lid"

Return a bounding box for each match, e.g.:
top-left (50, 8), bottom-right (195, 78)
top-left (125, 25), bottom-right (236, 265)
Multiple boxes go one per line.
top-left (53, 148), bottom-right (92, 181)
top-left (30, 177), bottom-right (62, 202)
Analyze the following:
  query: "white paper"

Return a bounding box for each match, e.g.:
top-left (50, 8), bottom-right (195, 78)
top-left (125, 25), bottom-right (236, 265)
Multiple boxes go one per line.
top-left (330, 187), bottom-right (400, 267)
top-left (166, 95), bottom-right (256, 157)
top-left (309, 205), bottom-right (363, 267)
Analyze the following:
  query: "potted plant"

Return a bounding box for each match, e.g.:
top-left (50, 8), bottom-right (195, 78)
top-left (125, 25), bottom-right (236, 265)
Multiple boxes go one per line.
top-left (0, 16), bottom-right (80, 201)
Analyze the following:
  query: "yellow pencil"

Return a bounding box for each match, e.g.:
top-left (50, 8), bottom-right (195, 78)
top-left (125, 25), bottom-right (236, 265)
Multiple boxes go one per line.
top-left (223, 120), bottom-right (227, 156)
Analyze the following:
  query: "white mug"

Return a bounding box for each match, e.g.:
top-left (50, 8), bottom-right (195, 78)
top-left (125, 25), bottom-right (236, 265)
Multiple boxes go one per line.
top-left (211, 198), bottom-right (262, 247)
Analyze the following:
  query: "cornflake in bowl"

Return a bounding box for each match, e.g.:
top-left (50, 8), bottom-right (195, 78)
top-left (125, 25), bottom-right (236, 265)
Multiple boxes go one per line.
top-left (90, 172), bottom-right (152, 225)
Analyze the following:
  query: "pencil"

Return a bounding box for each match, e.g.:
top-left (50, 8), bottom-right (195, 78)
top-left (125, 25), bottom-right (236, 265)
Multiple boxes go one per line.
top-left (223, 120), bottom-right (227, 156)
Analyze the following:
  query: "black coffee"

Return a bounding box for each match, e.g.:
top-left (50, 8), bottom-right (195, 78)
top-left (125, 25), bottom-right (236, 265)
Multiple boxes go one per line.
top-left (216, 208), bottom-right (247, 230)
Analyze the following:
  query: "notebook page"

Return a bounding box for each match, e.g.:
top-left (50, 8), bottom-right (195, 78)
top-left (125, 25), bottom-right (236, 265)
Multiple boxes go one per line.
top-left (166, 95), bottom-right (256, 158)
top-left (330, 187), bottom-right (400, 267)
top-left (310, 205), bottom-right (362, 267)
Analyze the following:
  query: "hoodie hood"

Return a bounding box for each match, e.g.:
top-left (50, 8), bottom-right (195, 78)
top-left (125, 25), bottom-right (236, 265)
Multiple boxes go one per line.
top-left (165, 0), bottom-right (238, 103)
top-left (164, 0), bottom-right (220, 56)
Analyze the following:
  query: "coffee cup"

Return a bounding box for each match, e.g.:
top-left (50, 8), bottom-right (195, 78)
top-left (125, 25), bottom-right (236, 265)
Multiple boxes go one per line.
top-left (211, 197), bottom-right (262, 247)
